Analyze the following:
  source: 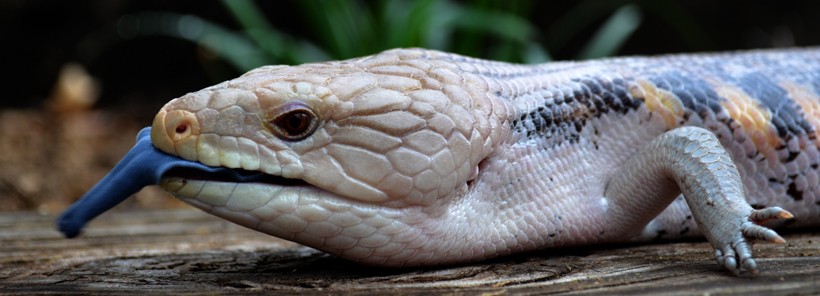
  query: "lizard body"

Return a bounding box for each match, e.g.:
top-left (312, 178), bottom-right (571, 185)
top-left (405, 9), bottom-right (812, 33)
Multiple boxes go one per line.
top-left (64, 48), bottom-right (820, 275)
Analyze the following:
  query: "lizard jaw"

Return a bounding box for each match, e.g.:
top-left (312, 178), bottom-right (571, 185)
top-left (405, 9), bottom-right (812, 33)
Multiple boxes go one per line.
top-left (157, 166), bottom-right (312, 215)
top-left (158, 176), bottom-right (424, 267)
top-left (158, 177), bottom-right (317, 231)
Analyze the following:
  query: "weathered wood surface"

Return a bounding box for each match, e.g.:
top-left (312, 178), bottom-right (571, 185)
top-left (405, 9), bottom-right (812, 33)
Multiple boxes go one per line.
top-left (1, 209), bottom-right (818, 295)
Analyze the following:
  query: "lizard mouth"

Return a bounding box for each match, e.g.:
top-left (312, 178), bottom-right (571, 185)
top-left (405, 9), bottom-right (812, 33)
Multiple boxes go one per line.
top-left (155, 160), bottom-right (321, 214)
top-left (162, 166), bottom-right (309, 187)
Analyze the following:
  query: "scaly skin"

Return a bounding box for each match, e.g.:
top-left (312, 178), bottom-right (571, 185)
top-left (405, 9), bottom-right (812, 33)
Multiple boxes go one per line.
top-left (150, 48), bottom-right (819, 274)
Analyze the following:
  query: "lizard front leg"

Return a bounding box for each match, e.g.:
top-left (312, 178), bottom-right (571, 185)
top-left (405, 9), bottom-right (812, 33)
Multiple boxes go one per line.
top-left (604, 126), bottom-right (793, 275)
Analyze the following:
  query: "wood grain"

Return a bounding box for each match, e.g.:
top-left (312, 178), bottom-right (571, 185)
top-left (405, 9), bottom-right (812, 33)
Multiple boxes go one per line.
top-left (2, 209), bottom-right (818, 295)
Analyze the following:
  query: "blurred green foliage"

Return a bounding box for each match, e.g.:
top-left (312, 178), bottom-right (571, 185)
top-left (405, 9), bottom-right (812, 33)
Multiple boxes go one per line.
top-left (118, 0), bottom-right (643, 72)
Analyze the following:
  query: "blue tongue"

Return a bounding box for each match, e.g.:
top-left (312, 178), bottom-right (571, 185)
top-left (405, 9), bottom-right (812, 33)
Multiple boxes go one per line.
top-left (57, 127), bottom-right (256, 238)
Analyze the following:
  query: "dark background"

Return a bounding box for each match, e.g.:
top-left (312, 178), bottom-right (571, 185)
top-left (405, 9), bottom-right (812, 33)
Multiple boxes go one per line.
top-left (4, 0), bottom-right (820, 111)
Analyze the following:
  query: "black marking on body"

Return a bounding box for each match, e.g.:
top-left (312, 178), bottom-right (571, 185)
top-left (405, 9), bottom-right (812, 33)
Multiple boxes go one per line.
top-left (787, 151), bottom-right (801, 162)
top-left (510, 75), bottom-right (642, 143)
top-left (787, 182), bottom-right (803, 201)
top-left (648, 71), bottom-right (725, 119)
top-left (735, 73), bottom-right (814, 140)
top-left (767, 176), bottom-right (805, 201)
top-left (645, 72), bottom-right (747, 158)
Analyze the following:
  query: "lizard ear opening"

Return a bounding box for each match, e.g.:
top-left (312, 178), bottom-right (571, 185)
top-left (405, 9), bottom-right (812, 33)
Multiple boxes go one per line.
top-left (266, 102), bottom-right (319, 141)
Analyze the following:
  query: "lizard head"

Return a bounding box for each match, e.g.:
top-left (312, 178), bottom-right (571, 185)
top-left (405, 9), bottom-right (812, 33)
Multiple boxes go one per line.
top-left (149, 49), bottom-right (511, 266)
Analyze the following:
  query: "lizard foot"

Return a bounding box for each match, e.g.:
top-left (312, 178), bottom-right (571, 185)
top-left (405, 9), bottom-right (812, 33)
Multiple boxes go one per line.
top-left (712, 207), bottom-right (792, 275)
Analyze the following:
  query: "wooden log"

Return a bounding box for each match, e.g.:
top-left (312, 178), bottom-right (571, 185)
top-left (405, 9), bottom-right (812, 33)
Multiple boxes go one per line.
top-left (1, 209), bottom-right (818, 295)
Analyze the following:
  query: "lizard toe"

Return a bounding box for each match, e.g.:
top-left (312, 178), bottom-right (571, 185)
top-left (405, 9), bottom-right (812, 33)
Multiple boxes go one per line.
top-left (742, 221), bottom-right (786, 244)
top-left (715, 238), bottom-right (757, 275)
top-left (750, 207), bottom-right (794, 224)
top-left (733, 239), bottom-right (757, 275)
top-left (715, 246), bottom-right (739, 275)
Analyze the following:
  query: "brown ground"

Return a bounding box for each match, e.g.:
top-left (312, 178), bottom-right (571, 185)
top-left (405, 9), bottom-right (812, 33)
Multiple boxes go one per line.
top-left (1, 209), bottom-right (818, 295)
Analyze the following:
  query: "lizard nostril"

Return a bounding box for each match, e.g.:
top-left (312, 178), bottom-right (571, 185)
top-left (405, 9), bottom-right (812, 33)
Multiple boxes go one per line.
top-left (151, 109), bottom-right (199, 156)
top-left (166, 111), bottom-right (198, 141)
top-left (175, 122), bottom-right (189, 135)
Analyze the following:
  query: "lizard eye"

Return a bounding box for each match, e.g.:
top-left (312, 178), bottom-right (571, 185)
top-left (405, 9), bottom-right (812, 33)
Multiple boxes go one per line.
top-left (268, 102), bottom-right (319, 141)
